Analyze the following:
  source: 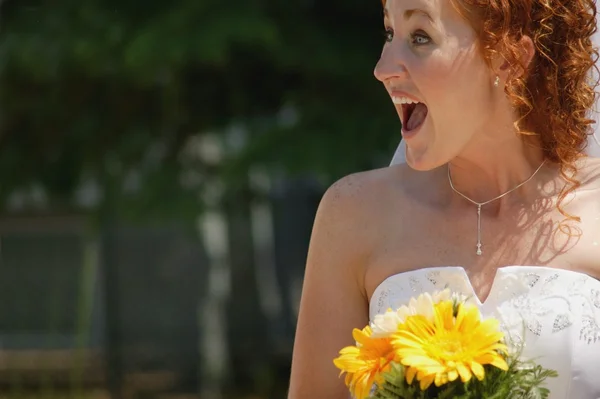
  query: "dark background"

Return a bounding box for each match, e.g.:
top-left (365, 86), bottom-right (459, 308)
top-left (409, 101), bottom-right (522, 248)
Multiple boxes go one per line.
top-left (0, 0), bottom-right (400, 398)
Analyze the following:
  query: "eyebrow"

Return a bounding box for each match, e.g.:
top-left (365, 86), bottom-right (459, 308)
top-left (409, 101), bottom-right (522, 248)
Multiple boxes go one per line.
top-left (383, 7), bottom-right (433, 22)
top-left (404, 8), bottom-right (433, 22)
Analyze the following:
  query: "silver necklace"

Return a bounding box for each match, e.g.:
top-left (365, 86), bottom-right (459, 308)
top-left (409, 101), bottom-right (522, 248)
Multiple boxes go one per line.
top-left (447, 160), bottom-right (546, 256)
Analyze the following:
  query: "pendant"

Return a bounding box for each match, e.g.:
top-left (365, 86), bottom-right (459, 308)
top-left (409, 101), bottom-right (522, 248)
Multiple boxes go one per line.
top-left (476, 204), bottom-right (482, 256)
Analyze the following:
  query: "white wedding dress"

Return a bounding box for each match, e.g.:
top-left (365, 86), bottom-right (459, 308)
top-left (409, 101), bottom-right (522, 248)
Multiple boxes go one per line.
top-left (369, 266), bottom-right (600, 398)
top-left (375, 10), bottom-right (600, 398)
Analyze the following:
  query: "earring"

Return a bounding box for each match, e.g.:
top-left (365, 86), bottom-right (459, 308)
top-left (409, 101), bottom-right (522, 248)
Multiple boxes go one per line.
top-left (494, 76), bottom-right (500, 87)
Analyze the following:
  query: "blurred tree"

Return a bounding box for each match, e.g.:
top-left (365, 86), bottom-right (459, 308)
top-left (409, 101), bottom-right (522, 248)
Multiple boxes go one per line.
top-left (0, 1), bottom-right (402, 397)
top-left (0, 0), bottom-right (399, 217)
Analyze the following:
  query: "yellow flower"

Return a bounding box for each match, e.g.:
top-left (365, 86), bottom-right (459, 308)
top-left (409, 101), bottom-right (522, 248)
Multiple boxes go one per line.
top-left (371, 289), bottom-right (453, 338)
top-left (392, 300), bottom-right (509, 390)
top-left (333, 326), bottom-right (396, 399)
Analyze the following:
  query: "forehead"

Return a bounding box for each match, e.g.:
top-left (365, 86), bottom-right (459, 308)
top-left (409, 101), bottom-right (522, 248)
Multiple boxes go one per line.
top-left (384, 0), bottom-right (474, 35)
top-left (383, 0), bottom-right (463, 23)
top-left (383, 0), bottom-right (439, 16)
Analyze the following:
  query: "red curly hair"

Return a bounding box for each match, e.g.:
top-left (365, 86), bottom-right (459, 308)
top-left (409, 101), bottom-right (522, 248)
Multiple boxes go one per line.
top-left (453, 0), bottom-right (598, 221)
top-left (382, 0), bottom-right (599, 221)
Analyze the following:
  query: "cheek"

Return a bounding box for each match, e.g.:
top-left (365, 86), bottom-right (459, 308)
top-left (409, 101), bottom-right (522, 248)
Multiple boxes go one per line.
top-left (415, 53), bottom-right (491, 116)
top-left (410, 57), bottom-right (465, 119)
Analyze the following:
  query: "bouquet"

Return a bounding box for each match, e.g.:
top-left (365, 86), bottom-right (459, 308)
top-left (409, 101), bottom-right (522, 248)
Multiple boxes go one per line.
top-left (333, 289), bottom-right (557, 399)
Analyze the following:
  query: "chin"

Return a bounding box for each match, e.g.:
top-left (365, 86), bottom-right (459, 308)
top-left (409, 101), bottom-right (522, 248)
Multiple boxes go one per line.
top-left (406, 157), bottom-right (436, 172)
top-left (405, 145), bottom-right (446, 172)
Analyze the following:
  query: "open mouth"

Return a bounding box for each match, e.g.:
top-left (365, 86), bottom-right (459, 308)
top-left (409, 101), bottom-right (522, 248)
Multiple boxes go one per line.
top-left (393, 97), bottom-right (428, 132)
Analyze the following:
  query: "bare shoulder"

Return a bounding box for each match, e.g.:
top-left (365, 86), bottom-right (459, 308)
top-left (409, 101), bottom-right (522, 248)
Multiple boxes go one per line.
top-left (314, 163), bottom-right (435, 280)
top-left (577, 156), bottom-right (600, 189)
top-left (309, 166), bottom-right (404, 284)
top-left (321, 165), bottom-right (404, 206)
top-left (313, 164), bottom-right (421, 262)
top-left (288, 164), bottom-right (415, 399)
top-left (571, 157), bottom-right (600, 279)
top-left (572, 157), bottom-right (600, 212)
top-left (318, 163), bottom-right (416, 225)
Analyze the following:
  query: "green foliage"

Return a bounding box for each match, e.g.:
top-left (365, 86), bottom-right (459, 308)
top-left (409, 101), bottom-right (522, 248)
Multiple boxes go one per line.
top-left (0, 0), bottom-right (399, 218)
top-left (371, 352), bottom-right (558, 399)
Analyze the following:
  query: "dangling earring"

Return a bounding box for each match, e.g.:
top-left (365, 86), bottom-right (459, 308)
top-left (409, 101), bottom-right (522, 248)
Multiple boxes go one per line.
top-left (494, 75), bottom-right (500, 87)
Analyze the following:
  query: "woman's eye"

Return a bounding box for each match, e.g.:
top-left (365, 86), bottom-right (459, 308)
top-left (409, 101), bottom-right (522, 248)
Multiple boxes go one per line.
top-left (411, 31), bottom-right (431, 45)
top-left (384, 28), bottom-right (394, 43)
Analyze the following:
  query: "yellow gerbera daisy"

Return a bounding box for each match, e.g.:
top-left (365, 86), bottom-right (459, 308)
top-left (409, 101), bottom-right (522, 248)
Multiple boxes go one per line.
top-left (333, 326), bottom-right (396, 399)
top-left (371, 289), bottom-right (452, 338)
top-left (392, 300), bottom-right (509, 390)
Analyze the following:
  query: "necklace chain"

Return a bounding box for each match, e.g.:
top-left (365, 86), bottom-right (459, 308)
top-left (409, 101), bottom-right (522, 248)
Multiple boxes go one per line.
top-left (447, 160), bottom-right (546, 256)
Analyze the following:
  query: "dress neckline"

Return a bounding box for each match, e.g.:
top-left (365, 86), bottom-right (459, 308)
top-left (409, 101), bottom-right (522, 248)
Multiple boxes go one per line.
top-left (369, 266), bottom-right (600, 307)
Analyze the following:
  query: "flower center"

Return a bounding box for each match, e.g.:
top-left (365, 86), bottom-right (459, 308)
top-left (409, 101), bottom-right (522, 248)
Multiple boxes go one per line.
top-left (429, 333), bottom-right (467, 360)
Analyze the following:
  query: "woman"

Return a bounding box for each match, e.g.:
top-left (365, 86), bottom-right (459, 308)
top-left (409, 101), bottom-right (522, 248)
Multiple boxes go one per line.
top-left (288, 0), bottom-right (600, 398)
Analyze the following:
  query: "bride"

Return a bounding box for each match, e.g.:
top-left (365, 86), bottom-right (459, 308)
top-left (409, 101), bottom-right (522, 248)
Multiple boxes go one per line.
top-left (288, 0), bottom-right (600, 398)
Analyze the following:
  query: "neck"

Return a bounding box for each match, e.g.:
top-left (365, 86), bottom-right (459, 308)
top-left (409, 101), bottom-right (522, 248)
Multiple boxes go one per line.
top-left (447, 136), bottom-right (546, 205)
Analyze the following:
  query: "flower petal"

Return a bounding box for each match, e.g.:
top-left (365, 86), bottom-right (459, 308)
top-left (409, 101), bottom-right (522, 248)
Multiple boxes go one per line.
top-left (470, 361), bottom-right (485, 380)
top-left (435, 372), bottom-right (449, 387)
top-left (406, 366), bottom-right (417, 384)
top-left (456, 362), bottom-right (472, 382)
top-left (420, 374), bottom-right (435, 390)
top-left (447, 368), bottom-right (459, 382)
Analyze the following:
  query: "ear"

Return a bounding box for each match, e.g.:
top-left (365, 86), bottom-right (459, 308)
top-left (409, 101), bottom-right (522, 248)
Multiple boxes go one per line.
top-left (495, 35), bottom-right (535, 80)
top-left (513, 35), bottom-right (535, 77)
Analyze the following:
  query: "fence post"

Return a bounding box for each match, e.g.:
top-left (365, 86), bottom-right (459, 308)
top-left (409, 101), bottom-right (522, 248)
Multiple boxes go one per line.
top-left (100, 174), bottom-right (123, 399)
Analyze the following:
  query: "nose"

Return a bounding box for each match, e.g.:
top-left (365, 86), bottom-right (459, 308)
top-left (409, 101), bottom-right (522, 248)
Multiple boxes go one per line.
top-left (374, 44), bottom-right (409, 83)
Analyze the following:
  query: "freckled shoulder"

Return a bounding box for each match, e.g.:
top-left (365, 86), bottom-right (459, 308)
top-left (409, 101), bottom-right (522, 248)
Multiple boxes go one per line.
top-left (311, 164), bottom-right (423, 274)
top-left (318, 164), bottom-right (412, 221)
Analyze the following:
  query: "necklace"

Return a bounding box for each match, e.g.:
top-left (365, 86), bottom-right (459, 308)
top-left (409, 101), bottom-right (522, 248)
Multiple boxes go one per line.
top-left (447, 160), bottom-right (546, 256)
